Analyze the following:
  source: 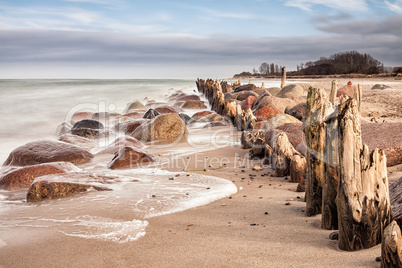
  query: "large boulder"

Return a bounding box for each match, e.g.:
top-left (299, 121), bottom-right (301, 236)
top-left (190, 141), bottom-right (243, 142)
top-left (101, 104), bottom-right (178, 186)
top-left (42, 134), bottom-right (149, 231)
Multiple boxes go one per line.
top-left (234, 84), bottom-right (256, 93)
top-left (143, 108), bottom-right (160, 119)
top-left (266, 87), bottom-right (282, 96)
top-left (371, 84), bottom-right (392, 90)
top-left (235, 91), bottom-right (258, 101)
top-left (56, 121), bottom-right (73, 137)
top-left (175, 94), bottom-right (201, 101)
top-left (115, 119), bottom-right (149, 135)
top-left (265, 123), bottom-right (304, 149)
top-left (240, 96), bottom-right (256, 111)
top-left (0, 162), bottom-right (79, 190)
top-left (71, 112), bottom-right (94, 122)
top-left (263, 114), bottom-right (301, 130)
top-left (254, 106), bottom-right (282, 122)
top-left (284, 102), bottom-right (307, 121)
top-left (361, 122), bottom-right (402, 167)
top-left (155, 105), bottom-right (184, 114)
top-left (97, 136), bottom-right (143, 154)
top-left (254, 96), bottom-right (297, 112)
top-left (178, 113), bottom-right (194, 125)
top-left (124, 101), bottom-right (147, 113)
top-left (72, 119), bottom-right (104, 130)
top-left (71, 119), bottom-right (105, 139)
top-left (337, 85), bottom-right (355, 98)
top-left (277, 84), bottom-right (304, 98)
top-left (180, 100), bottom-right (207, 109)
top-left (198, 113), bottom-right (225, 123)
top-left (132, 113), bottom-right (188, 143)
top-left (26, 173), bottom-right (113, 202)
top-left (192, 111), bottom-right (214, 120)
top-left (107, 146), bottom-right (155, 169)
top-left (3, 140), bottom-right (94, 166)
top-left (58, 134), bottom-right (96, 151)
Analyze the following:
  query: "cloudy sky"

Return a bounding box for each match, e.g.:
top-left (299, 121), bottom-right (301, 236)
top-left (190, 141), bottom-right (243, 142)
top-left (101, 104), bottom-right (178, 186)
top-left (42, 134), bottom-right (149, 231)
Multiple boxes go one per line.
top-left (0, 0), bottom-right (401, 79)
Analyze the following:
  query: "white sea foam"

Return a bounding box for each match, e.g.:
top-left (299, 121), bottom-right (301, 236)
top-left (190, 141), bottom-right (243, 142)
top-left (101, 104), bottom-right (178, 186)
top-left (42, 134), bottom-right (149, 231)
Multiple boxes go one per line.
top-left (59, 216), bottom-right (148, 243)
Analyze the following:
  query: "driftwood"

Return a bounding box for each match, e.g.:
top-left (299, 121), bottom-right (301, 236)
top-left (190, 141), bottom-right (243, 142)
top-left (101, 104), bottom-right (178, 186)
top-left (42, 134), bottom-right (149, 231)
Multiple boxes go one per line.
top-left (336, 98), bottom-right (392, 251)
top-left (303, 87), bottom-right (334, 217)
top-left (382, 221), bottom-right (402, 268)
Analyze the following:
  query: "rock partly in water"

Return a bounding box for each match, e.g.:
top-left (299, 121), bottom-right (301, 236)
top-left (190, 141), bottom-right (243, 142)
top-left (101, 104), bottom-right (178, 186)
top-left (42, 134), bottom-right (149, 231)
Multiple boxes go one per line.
top-left (26, 173), bottom-right (113, 202)
top-left (132, 113), bottom-right (188, 143)
top-left (58, 134), bottom-right (96, 151)
top-left (124, 101), bottom-right (147, 113)
top-left (107, 146), bottom-right (155, 169)
top-left (180, 100), bottom-right (207, 109)
top-left (143, 108), bottom-right (160, 120)
top-left (115, 119), bottom-right (149, 135)
top-left (192, 111), bottom-right (214, 120)
top-left (56, 121), bottom-right (73, 137)
top-left (178, 113), bottom-right (194, 125)
top-left (3, 140), bottom-right (94, 166)
top-left (97, 136), bottom-right (143, 154)
top-left (155, 105), bottom-right (184, 114)
top-left (71, 119), bottom-right (105, 139)
top-left (0, 162), bottom-right (80, 190)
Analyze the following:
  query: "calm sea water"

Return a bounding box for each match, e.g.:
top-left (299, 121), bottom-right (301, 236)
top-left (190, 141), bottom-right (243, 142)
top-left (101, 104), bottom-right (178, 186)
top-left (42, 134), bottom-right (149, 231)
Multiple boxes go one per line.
top-left (0, 79), bottom-right (280, 245)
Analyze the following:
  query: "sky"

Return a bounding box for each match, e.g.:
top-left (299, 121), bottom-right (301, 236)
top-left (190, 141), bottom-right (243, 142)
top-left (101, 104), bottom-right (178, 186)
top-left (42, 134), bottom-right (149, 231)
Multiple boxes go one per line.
top-left (0, 0), bottom-right (402, 79)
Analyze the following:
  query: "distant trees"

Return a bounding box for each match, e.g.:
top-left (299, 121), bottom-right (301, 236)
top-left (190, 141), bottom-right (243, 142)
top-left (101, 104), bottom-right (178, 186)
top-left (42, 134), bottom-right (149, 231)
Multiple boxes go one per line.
top-left (234, 51), bottom-right (389, 78)
top-left (296, 51), bottom-right (384, 75)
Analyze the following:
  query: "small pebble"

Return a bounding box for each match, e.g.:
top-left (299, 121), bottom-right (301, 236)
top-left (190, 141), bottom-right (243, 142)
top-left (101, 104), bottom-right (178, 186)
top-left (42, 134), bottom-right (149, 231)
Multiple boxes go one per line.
top-left (206, 187), bottom-right (210, 190)
top-left (329, 231), bottom-right (339, 240)
top-left (203, 169), bottom-right (207, 171)
top-left (285, 202), bottom-right (291, 205)
top-left (264, 212), bottom-right (269, 215)
top-left (258, 185), bottom-right (263, 188)
top-left (169, 177), bottom-right (174, 180)
top-left (241, 170), bottom-right (245, 172)
top-left (250, 223), bottom-right (257, 226)
top-left (375, 257), bottom-right (381, 262)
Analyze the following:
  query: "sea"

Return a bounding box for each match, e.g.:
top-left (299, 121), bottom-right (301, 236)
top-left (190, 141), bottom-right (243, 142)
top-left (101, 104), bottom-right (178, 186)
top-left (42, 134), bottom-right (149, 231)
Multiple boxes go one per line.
top-left (0, 79), bottom-right (282, 246)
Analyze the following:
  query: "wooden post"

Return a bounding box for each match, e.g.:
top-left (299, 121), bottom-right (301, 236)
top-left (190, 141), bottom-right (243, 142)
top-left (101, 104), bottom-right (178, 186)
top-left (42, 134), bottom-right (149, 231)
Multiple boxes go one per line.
top-left (281, 67), bottom-right (286, 88)
top-left (303, 87), bottom-right (334, 217)
top-left (354, 84), bottom-right (362, 111)
top-left (336, 98), bottom-right (392, 251)
top-left (330, 80), bottom-right (338, 103)
top-left (382, 221), bottom-right (402, 268)
top-left (261, 82), bottom-right (265, 88)
top-left (322, 109), bottom-right (339, 230)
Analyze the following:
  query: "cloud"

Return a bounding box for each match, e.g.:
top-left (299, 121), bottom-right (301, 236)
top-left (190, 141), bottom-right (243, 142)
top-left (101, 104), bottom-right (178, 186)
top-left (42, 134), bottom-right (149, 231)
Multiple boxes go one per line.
top-left (385, 0), bottom-right (402, 14)
top-left (284, 0), bottom-right (368, 12)
top-left (0, 29), bottom-right (401, 72)
top-left (315, 16), bottom-right (402, 37)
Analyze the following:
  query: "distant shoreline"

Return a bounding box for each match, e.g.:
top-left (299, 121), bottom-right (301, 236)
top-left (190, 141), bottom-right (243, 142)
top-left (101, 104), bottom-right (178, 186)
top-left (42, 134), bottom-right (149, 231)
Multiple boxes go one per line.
top-left (232, 72), bottom-right (402, 80)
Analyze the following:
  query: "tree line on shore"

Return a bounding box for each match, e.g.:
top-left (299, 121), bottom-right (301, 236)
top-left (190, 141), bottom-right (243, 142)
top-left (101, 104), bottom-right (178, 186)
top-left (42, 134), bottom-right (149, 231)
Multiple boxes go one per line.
top-left (234, 51), bottom-right (402, 77)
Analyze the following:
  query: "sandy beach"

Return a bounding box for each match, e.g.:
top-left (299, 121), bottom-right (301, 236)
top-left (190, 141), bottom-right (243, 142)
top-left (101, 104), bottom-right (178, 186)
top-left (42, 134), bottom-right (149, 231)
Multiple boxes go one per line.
top-left (0, 77), bottom-right (401, 268)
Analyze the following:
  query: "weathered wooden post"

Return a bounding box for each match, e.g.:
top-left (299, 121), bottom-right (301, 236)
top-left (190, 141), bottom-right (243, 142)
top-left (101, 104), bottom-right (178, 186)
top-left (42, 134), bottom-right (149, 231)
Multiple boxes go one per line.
top-left (281, 67), bottom-right (286, 88)
top-left (322, 108), bottom-right (339, 230)
top-left (382, 221), bottom-right (402, 267)
top-left (303, 87), bottom-right (333, 217)
top-left (354, 84), bottom-right (362, 111)
top-left (336, 98), bottom-right (392, 251)
top-left (330, 80), bottom-right (338, 103)
top-left (261, 82), bottom-right (265, 88)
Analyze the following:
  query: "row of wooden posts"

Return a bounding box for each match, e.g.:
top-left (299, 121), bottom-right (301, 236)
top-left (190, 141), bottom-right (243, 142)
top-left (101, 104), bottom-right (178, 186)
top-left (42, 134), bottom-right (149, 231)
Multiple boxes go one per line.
top-left (195, 77), bottom-right (402, 266)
